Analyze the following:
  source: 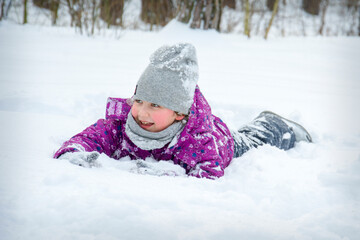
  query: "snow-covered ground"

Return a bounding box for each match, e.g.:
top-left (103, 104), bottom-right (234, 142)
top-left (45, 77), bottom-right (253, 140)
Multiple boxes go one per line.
top-left (0, 20), bottom-right (359, 240)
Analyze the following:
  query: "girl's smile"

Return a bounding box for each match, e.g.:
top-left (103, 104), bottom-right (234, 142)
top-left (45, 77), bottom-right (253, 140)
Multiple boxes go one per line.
top-left (131, 99), bottom-right (184, 132)
top-left (138, 120), bottom-right (154, 129)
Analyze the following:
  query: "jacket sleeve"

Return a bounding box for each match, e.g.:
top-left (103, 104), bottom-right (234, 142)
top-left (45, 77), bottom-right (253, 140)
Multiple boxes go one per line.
top-left (53, 118), bottom-right (122, 159)
top-left (174, 134), bottom-right (226, 179)
top-left (188, 157), bottom-right (225, 179)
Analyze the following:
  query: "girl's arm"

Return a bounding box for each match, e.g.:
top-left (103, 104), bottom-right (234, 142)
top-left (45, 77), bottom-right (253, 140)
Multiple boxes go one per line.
top-left (174, 136), bottom-right (227, 179)
top-left (188, 157), bottom-right (225, 179)
top-left (54, 118), bottom-right (121, 159)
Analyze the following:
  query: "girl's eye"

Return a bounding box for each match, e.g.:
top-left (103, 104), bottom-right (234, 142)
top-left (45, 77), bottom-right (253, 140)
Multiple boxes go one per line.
top-left (135, 99), bottom-right (142, 104)
top-left (151, 103), bottom-right (160, 108)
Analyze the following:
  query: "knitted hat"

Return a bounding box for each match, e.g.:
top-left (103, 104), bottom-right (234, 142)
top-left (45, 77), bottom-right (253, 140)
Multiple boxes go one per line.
top-left (134, 43), bottom-right (199, 114)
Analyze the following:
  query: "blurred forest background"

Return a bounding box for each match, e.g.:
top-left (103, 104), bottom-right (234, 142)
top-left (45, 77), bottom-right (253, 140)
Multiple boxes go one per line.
top-left (0, 0), bottom-right (359, 38)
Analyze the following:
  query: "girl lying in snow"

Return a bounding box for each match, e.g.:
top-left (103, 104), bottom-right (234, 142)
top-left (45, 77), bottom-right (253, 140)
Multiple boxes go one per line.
top-left (54, 43), bottom-right (312, 179)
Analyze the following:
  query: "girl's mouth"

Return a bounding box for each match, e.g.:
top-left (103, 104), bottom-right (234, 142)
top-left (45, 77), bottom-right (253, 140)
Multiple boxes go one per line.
top-left (139, 120), bottom-right (154, 129)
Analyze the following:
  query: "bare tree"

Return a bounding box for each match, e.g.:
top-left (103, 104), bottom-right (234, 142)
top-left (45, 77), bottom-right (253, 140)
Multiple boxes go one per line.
top-left (206, 0), bottom-right (222, 31)
top-left (264, 0), bottom-right (279, 39)
top-left (240, 0), bottom-right (268, 36)
top-left (191, 0), bottom-right (203, 29)
top-left (33, 0), bottom-right (60, 25)
top-left (66, 0), bottom-right (81, 28)
top-left (65, 0), bottom-right (100, 35)
top-left (222, 0), bottom-right (235, 9)
top-left (177, 0), bottom-right (195, 24)
top-left (100, 0), bottom-right (124, 28)
top-left (4, 0), bottom-right (12, 19)
top-left (90, 0), bottom-right (99, 35)
top-left (51, 0), bottom-right (60, 25)
top-left (347, 0), bottom-right (359, 8)
top-left (80, 0), bottom-right (99, 35)
top-left (23, 0), bottom-right (27, 24)
top-left (346, 0), bottom-right (360, 36)
top-left (318, 0), bottom-right (329, 35)
top-left (141, 0), bottom-right (174, 30)
top-left (177, 0), bottom-right (223, 31)
top-left (244, 0), bottom-right (250, 37)
top-left (266, 0), bottom-right (276, 10)
top-left (0, 0), bottom-right (5, 20)
top-left (302, 0), bottom-right (321, 15)
top-left (10, 0), bottom-right (360, 37)
top-left (65, 0), bottom-right (86, 34)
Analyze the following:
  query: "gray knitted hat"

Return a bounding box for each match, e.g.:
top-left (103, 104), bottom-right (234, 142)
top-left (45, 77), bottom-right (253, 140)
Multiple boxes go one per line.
top-left (134, 43), bottom-right (199, 114)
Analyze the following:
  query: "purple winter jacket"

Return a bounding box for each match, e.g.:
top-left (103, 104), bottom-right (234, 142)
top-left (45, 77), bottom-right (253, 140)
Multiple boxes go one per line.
top-left (54, 86), bottom-right (235, 179)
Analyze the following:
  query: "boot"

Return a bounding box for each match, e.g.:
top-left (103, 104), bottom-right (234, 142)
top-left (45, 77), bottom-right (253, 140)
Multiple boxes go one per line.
top-left (258, 111), bottom-right (312, 143)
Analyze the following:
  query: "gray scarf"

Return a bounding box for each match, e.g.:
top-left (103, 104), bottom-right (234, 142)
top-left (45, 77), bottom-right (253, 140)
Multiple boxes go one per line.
top-left (125, 112), bottom-right (185, 150)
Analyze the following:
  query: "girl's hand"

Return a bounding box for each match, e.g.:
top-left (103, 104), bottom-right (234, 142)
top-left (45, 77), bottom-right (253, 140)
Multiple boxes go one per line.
top-left (130, 159), bottom-right (186, 177)
top-left (58, 151), bottom-right (101, 168)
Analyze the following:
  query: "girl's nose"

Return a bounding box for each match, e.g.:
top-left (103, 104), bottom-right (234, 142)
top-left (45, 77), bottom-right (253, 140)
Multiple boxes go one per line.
top-left (137, 105), bottom-right (150, 118)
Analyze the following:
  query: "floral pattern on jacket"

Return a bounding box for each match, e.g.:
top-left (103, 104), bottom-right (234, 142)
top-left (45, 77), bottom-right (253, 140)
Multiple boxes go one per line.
top-left (54, 86), bottom-right (234, 179)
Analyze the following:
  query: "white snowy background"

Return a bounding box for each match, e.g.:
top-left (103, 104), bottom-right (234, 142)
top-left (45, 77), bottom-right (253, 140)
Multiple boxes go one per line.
top-left (1, 18), bottom-right (360, 239)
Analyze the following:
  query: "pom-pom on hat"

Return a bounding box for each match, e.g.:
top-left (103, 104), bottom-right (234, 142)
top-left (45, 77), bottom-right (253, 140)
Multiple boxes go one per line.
top-left (134, 43), bottom-right (199, 115)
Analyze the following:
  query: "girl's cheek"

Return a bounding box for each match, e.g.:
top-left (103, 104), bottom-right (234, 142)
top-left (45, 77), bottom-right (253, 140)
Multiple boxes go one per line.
top-left (152, 110), bottom-right (175, 125)
top-left (151, 112), bottom-right (165, 124)
top-left (131, 105), bottom-right (137, 118)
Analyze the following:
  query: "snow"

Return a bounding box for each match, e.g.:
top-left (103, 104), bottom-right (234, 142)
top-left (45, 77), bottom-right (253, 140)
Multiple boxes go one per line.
top-left (1, 19), bottom-right (360, 240)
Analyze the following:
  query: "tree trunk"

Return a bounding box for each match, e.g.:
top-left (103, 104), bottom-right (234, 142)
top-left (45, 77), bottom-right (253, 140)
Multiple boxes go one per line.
top-left (66, 0), bottom-right (83, 31)
top-left (222, 0), bottom-right (235, 9)
top-left (318, 0), bottom-right (329, 35)
top-left (177, 0), bottom-right (195, 24)
top-left (358, 8), bottom-right (360, 36)
top-left (5, 0), bottom-right (12, 19)
top-left (244, 0), bottom-right (250, 37)
top-left (203, 0), bottom-right (212, 30)
top-left (66, 0), bottom-right (75, 26)
top-left (211, 0), bottom-right (222, 30)
top-left (264, 0), bottom-right (279, 39)
top-left (190, 0), bottom-right (203, 29)
top-left (347, 0), bottom-right (358, 8)
top-left (189, 0), bottom-right (223, 31)
top-left (266, 0), bottom-right (276, 11)
top-left (33, 0), bottom-right (60, 25)
top-left (23, 0), bottom-right (27, 24)
top-left (100, 0), bottom-right (124, 27)
top-left (302, 0), bottom-right (322, 15)
top-left (51, 0), bottom-right (59, 25)
top-left (76, 2), bottom-right (83, 34)
top-left (141, 0), bottom-right (174, 29)
top-left (91, 0), bottom-right (98, 35)
top-left (0, 0), bottom-right (5, 20)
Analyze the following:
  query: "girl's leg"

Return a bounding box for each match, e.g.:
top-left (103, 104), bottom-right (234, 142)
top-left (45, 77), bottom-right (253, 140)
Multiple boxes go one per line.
top-left (232, 111), bottom-right (310, 158)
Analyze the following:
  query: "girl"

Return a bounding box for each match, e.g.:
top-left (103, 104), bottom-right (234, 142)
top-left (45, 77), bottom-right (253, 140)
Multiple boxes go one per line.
top-left (54, 43), bottom-right (311, 179)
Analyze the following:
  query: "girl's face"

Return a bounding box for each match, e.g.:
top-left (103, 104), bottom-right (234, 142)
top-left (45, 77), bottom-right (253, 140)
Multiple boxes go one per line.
top-left (131, 99), bottom-right (185, 132)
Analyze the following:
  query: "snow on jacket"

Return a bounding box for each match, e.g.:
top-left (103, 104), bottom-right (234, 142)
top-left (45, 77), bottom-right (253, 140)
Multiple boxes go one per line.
top-left (54, 86), bottom-right (235, 179)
